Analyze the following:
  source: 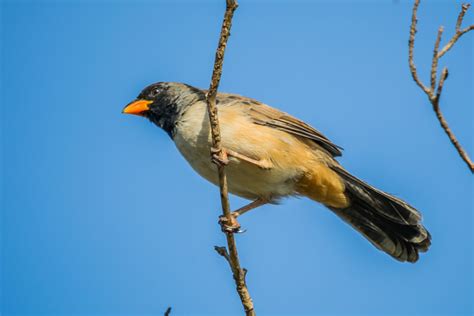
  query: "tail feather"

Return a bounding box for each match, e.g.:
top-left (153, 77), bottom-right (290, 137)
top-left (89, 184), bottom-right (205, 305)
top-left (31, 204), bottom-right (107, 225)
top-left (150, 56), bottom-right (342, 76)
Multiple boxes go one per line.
top-left (329, 166), bottom-right (431, 263)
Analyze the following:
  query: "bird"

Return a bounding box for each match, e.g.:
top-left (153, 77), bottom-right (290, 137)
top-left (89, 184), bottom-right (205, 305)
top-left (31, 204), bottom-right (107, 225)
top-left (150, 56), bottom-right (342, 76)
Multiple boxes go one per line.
top-left (123, 81), bottom-right (431, 263)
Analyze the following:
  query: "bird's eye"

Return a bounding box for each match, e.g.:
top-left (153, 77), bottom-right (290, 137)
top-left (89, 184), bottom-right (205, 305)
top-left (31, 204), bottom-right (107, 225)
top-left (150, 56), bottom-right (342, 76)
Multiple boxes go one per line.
top-left (149, 88), bottom-right (160, 98)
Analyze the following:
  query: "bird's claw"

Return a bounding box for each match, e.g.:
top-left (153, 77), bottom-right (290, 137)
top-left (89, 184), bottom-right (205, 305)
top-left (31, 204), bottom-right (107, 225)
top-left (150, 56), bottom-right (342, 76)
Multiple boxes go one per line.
top-left (211, 147), bottom-right (229, 167)
top-left (218, 213), bottom-right (246, 233)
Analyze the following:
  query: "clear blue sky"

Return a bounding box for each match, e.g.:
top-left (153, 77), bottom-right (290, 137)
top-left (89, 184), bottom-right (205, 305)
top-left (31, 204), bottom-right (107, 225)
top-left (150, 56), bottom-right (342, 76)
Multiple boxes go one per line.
top-left (1, 0), bottom-right (473, 315)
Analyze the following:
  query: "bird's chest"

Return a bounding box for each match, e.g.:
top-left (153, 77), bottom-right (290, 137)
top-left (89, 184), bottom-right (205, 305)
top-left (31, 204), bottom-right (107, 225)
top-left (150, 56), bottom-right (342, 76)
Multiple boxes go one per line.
top-left (173, 105), bottom-right (219, 185)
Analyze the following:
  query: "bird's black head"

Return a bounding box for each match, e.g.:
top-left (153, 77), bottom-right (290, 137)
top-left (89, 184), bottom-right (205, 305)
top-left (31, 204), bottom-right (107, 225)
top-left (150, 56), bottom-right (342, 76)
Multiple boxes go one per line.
top-left (123, 82), bottom-right (205, 137)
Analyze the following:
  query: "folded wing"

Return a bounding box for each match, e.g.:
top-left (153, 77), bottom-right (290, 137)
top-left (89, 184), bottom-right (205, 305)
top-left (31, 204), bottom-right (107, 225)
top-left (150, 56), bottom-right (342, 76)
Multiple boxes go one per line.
top-left (215, 93), bottom-right (343, 157)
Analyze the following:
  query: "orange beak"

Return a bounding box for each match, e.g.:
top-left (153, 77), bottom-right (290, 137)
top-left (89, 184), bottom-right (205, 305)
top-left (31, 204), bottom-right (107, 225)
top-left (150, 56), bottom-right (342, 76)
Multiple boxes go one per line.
top-left (122, 99), bottom-right (153, 116)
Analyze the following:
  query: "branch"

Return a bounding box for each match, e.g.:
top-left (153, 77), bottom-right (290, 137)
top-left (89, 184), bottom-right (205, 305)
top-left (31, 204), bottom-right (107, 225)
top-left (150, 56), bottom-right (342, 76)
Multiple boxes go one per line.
top-left (164, 307), bottom-right (172, 316)
top-left (214, 246), bottom-right (231, 263)
top-left (409, 0), bottom-right (474, 173)
top-left (438, 4), bottom-right (474, 58)
top-left (409, 0), bottom-right (433, 97)
top-left (205, 1), bottom-right (256, 315)
top-left (430, 26), bottom-right (443, 91)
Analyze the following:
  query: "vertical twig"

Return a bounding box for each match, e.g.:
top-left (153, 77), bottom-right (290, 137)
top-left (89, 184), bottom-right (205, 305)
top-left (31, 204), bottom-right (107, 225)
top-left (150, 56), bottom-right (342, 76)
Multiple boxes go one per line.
top-left (409, 0), bottom-right (432, 97)
top-left (205, 1), bottom-right (256, 315)
top-left (164, 307), bottom-right (172, 316)
top-left (430, 26), bottom-right (443, 91)
top-left (408, 0), bottom-right (474, 173)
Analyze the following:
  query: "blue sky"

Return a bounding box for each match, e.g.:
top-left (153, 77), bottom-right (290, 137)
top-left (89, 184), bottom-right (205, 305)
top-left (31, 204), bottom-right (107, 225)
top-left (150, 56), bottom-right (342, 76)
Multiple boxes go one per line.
top-left (1, 0), bottom-right (473, 315)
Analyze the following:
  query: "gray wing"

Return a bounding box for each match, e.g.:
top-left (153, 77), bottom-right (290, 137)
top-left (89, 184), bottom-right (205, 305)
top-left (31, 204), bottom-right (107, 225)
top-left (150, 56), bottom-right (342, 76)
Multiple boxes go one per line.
top-left (216, 93), bottom-right (343, 157)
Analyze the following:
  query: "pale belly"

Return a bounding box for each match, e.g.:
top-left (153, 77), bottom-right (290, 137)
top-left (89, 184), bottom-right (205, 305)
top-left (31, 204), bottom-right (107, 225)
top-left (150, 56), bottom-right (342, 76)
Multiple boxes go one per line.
top-left (172, 103), bottom-right (303, 201)
top-left (173, 133), bottom-right (298, 201)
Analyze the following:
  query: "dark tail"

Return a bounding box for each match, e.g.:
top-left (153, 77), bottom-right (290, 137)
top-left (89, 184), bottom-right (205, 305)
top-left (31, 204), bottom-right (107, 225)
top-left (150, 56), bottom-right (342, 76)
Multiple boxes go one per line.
top-left (329, 166), bottom-right (431, 263)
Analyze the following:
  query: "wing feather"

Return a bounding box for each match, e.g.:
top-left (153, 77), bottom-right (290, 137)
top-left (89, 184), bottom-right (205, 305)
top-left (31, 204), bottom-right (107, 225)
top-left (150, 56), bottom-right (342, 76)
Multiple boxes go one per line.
top-left (215, 93), bottom-right (343, 157)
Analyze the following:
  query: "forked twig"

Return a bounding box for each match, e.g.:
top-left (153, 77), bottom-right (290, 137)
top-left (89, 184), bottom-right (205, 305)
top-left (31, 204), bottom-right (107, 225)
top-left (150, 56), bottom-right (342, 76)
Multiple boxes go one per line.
top-left (205, 0), bottom-right (256, 315)
top-left (409, 0), bottom-right (474, 173)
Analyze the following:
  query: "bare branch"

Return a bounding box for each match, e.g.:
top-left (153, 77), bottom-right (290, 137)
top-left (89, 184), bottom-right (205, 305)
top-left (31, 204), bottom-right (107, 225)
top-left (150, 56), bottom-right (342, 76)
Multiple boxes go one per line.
top-left (205, 0), bottom-right (256, 315)
top-left (431, 26), bottom-right (443, 91)
top-left (432, 95), bottom-right (473, 174)
top-left (437, 25), bottom-right (474, 58)
top-left (408, 0), bottom-right (474, 173)
top-left (437, 3), bottom-right (474, 58)
top-left (435, 67), bottom-right (449, 102)
top-left (164, 307), bottom-right (172, 316)
top-left (214, 246), bottom-right (231, 263)
top-left (456, 3), bottom-right (470, 31)
top-left (409, 0), bottom-right (433, 98)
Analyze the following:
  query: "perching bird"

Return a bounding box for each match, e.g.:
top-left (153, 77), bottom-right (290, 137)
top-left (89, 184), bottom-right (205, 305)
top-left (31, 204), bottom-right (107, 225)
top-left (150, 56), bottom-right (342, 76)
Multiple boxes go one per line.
top-left (123, 82), bottom-right (431, 263)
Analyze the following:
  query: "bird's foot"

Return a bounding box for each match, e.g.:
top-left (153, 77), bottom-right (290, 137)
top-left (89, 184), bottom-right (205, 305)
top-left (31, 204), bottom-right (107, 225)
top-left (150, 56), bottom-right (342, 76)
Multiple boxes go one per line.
top-left (212, 147), bottom-right (273, 170)
top-left (210, 147), bottom-right (229, 167)
top-left (218, 213), bottom-right (246, 233)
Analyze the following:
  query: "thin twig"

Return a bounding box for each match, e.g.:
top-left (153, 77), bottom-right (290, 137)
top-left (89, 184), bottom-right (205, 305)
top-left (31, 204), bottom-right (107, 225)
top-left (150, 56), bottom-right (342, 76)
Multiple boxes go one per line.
top-left (409, 0), bottom-right (474, 173)
top-left (215, 246), bottom-right (231, 263)
top-left (164, 307), bottom-right (172, 316)
top-left (438, 3), bottom-right (474, 58)
top-left (430, 26), bottom-right (443, 91)
top-left (432, 102), bottom-right (473, 171)
top-left (409, 0), bottom-right (432, 97)
top-left (436, 67), bottom-right (449, 102)
top-left (456, 3), bottom-right (470, 31)
top-left (205, 1), bottom-right (256, 315)
top-left (437, 25), bottom-right (474, 58)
